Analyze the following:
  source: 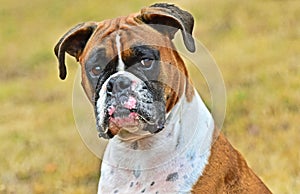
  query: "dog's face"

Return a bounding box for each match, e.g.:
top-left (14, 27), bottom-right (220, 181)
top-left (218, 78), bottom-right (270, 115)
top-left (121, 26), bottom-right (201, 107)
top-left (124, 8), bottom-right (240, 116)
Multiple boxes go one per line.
top-left (85, 26), bottom-right (167, 139)
top-left (54, 3), bottom-right (195, 139)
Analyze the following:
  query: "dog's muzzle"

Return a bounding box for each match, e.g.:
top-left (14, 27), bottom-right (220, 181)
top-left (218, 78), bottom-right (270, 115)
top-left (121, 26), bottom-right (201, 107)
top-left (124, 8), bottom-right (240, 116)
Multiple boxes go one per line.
top-left (95, 72), bottom-right (166, 139)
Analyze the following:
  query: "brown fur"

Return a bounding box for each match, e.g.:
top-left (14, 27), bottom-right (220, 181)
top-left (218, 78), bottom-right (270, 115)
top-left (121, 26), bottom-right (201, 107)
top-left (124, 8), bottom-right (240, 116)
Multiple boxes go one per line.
top-left (54, 4), bottom-right (196, 107)
top-left (73, 14), bottom-right (194, 109)
top-left (192, 131), bottom-right (272, 193)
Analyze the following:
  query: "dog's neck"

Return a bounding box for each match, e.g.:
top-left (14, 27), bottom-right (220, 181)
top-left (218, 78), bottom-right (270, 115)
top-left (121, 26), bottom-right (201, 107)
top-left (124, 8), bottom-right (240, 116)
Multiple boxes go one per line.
top-left (98, 90), bottom-right (215, 193)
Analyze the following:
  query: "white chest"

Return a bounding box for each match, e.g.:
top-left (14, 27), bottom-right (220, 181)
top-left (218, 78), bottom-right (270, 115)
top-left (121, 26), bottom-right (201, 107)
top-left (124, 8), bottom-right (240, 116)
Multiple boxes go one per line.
top-left (98, 149), bottom-right (211, 194)
top-left (98, 92), bottom-right (214, 194)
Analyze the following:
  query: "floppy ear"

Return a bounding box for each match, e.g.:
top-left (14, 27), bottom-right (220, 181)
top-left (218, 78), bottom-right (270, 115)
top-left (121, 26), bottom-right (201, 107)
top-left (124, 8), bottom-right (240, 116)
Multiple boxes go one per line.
top-left (139, 3), bottom-right (195, 52)
top-left (54, 22), bottom-right (98, 80)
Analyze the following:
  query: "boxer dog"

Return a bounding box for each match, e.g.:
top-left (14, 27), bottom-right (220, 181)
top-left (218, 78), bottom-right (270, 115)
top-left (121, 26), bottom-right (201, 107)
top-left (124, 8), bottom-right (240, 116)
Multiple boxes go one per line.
top-left (54, 3), bottom-right (271, 193)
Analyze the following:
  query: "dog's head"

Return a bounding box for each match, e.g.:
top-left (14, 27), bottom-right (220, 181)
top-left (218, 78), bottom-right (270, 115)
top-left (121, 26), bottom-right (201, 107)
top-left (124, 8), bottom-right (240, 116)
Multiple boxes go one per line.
top-left (54, 3), bottom-right (195, 139)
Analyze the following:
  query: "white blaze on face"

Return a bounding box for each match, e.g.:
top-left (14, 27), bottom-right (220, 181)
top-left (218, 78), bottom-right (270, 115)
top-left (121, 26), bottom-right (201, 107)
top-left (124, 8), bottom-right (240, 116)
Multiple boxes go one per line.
top-left (116, 34), bottom-right (125, 72)
top-left (96, 33), bottom-right (126, 131)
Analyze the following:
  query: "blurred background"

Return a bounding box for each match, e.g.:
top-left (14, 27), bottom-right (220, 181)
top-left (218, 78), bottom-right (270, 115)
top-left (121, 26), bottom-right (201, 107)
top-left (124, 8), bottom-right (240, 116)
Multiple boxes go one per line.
top-left (0, 0), bottom-right (299, 193)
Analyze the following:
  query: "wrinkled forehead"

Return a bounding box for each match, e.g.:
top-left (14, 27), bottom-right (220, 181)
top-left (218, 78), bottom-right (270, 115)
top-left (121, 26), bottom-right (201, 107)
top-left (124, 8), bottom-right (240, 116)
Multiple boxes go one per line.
top-left (80, 15), bottom-right (171, 62)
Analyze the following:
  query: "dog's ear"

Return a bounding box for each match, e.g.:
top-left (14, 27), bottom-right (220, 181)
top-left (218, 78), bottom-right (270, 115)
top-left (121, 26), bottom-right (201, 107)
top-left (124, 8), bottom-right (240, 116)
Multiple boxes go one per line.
top-left (54, 22), bottom-right (98, 80)
top-left (139, 3), bottom-right (195, 52)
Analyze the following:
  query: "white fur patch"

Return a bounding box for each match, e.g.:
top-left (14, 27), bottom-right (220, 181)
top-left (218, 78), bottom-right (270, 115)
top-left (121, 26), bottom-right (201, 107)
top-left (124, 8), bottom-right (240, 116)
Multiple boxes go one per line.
top-left (96, 78), bottom-right (109, 133)
top-left (116, 34), bottom-right (125, 71)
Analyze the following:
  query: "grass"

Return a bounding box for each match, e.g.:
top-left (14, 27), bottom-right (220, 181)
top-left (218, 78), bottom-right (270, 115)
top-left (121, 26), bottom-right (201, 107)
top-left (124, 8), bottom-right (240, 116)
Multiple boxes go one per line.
top-left (1, 0), bottom-right (299, 193)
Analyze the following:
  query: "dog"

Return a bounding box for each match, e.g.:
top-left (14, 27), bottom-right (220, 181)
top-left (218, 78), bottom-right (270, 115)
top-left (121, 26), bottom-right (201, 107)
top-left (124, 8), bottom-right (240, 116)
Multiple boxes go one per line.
top-left (54, 3), bottom-right (271, 193)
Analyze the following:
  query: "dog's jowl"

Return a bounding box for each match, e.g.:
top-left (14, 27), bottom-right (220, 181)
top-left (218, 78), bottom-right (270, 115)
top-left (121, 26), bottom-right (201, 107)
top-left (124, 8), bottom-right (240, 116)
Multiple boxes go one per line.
top-left (55, 3), bottom-right (271, 194)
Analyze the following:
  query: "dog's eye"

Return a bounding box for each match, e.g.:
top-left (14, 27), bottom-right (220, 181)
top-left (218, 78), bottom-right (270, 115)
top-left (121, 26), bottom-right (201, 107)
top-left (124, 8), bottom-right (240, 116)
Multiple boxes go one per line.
top-left (91, 65), bottom-right (101, 77)
top-left (141, 58), bottom-right (154, 69)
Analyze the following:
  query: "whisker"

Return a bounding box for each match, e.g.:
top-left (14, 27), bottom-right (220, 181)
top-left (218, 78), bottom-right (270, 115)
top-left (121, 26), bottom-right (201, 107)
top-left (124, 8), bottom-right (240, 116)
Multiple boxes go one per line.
top-left (138, 115), bottom-right (156, 125)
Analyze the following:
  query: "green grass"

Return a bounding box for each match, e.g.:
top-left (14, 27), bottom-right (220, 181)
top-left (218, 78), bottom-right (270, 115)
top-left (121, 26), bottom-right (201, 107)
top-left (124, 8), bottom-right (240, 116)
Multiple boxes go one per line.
top-left (1, 0), bottom-right (299, 193)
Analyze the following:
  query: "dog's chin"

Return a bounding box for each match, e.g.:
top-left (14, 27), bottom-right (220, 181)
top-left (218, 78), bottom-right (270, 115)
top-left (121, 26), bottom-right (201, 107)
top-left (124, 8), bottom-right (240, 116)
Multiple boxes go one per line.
top-left (103, 111), bottom-right (165, 139)
top-left (108, 117), bottom-right (151, 141)
top-left (108, 112), bottom-right (141, 136)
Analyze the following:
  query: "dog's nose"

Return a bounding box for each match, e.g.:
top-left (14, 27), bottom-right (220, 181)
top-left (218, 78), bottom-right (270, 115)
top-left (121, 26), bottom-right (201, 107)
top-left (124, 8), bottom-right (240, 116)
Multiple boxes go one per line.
top-left (107, 76), bottom-right (132, 94)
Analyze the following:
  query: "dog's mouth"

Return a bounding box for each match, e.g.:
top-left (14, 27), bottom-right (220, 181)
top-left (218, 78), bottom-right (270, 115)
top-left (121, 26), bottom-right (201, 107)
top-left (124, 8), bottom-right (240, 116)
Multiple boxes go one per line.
top-left (95, 74), bottom-right (166, 139)
top-left (107, 96), bottom-right (141, 135)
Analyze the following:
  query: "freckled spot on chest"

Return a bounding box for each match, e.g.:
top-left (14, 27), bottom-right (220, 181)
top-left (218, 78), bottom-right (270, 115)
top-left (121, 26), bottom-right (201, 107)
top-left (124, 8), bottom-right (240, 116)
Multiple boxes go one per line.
top-left (133, 169), bottom-right (141, 178)
top-left (166, 172), bottom-right (179, 182)
top-left (131, 141), bottom-right (138, 150)
top-left (130, 181), bottom-right (134, 187)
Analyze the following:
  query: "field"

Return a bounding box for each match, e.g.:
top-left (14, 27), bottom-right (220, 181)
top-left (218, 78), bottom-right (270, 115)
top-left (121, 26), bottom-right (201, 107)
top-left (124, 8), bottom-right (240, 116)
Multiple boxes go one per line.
top-left (0, 0), bottom-right (299, 193)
